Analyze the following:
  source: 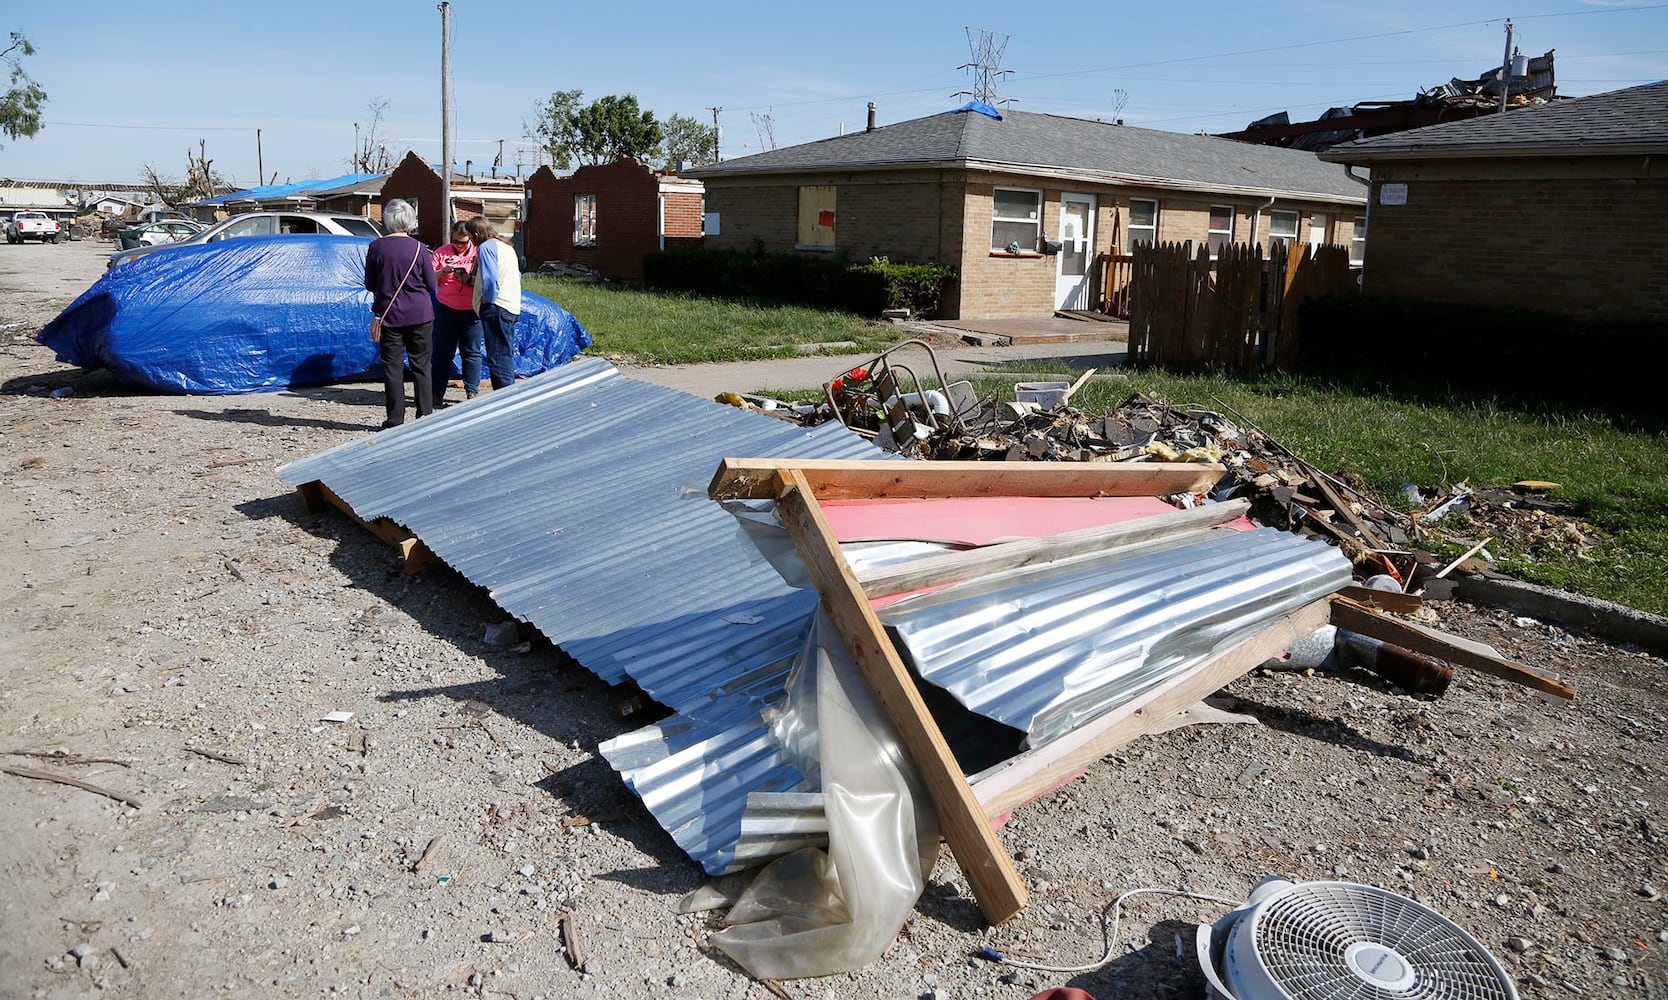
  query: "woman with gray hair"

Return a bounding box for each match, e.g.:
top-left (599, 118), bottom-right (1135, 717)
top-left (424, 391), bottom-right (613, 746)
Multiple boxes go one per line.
top-left (364, 198), bottom-right (438, 428)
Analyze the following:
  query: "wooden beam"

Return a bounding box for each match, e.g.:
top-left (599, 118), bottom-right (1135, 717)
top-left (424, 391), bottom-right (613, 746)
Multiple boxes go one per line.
top-left (297, 481), bottom-right (433, 575)
top-left (773, 471), bottom-right (1028, 925)
top-left (971, 600), bottom-right (1331, 820)
top-left (858, 498), bottom-right (1251, 599)
top-left (1329, 595), bottom-right (1576, 700)
top-left (1336, 585), bottom-right (1422, 615)
top-left (708, 458), bottom-right (1225, 502)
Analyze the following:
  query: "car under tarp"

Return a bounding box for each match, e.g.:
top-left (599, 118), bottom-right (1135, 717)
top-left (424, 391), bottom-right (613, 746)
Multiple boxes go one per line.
top-left (37, 234), bottom-right (591, 394)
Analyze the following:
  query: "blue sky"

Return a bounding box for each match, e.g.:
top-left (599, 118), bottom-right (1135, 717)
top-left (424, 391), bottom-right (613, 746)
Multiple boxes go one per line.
top-left (5, 0), bottom-right (1667, 187)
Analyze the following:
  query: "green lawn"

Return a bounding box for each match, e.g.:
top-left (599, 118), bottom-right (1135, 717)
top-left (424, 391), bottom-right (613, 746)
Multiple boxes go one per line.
top-left (526, 275), bottom-right (894, 365)
top-left (963, 367), bottom-right (1668, 617)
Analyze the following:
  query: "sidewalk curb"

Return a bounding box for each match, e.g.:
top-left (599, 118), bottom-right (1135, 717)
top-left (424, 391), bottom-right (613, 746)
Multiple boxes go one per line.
top-left (1457, 575), bottom-right (1668, 655)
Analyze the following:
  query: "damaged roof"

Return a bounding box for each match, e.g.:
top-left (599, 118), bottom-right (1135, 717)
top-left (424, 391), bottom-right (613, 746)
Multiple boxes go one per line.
top-left (688, 107), bottom-right (1367, 203)
top-left (1322, 81), bottom-right (1668, 163)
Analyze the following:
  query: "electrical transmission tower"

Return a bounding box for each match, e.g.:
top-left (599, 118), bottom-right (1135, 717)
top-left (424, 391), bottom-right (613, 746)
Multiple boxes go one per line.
top-left (955, 27), bottom-right (1013, 106)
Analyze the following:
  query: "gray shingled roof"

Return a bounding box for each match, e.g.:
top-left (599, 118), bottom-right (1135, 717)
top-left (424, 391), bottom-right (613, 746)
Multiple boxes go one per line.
top-left (689, 108), bottom-right (1366, 202)
top-left (1321, 82), bottom-right (1668, 163)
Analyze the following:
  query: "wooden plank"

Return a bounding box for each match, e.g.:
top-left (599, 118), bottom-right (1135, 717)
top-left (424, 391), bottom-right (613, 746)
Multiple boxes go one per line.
top-left (1329, 595), bottom-right (1576, 700)
top-left (296, 481), bottom-right (329, 514)
top-left (857, 498), bottom-right (1250, 599)
top-left (1336, 585), bottom-right (1423, 615)
top-left (773, 471), bottom-right (1028, 925)
top-left (708, 458), bottom-right (1225, 502)
top-left (973, 600), bottom-right (1331, 820)
top-left (302, 481), bottom-right (432, 574)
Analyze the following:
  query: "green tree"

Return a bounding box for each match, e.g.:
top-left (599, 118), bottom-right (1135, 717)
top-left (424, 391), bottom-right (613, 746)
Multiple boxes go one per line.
top-left (528, 91), bottom-right (664, 169)
top-left (527, 89), bottom-right (585, 170)
top-left (573, 94), bottom-right (662, 166)
top-left (1, 31), bottom-right (46, 147)
top-left (659, 114), bottom-right (717, 171)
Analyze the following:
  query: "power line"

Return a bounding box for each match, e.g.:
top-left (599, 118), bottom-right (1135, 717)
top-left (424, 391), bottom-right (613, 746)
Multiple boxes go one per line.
top-left (43, 121), bottom-right (254, 132)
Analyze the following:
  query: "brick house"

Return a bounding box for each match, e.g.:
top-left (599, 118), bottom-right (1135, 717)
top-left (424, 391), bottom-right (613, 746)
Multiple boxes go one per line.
top-left (1320, 83), bottom-right (1668, 323)
top-left (381, 151), bottom-right (527, 248)
top-left (685, 104), bottom-right (1367, 319)
top-left (522, 158), bottom-right (704, 280)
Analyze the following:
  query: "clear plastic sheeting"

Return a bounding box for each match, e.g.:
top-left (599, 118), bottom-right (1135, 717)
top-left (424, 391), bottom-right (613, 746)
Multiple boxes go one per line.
top-left (700, 608), bottom-right (940, 980)
top-left (36, 235), bottom-right (590, 394)
top-left (880, 527), bottom-right (1353, 747)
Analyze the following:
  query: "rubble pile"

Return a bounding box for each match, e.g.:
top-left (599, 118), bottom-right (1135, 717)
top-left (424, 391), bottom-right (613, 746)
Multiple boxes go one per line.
top-left (757, 349), bottom-right (1600, 592)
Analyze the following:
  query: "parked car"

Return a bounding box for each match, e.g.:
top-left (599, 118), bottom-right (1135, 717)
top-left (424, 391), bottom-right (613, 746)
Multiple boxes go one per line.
top-left (100, 217), bottom-right (134, 241)
top-left (107, 211), bottom-right (385, 269)
top-left (117, 220), bottom-right (206, 250)
top-left (6, 211), bottom-right (62, 244)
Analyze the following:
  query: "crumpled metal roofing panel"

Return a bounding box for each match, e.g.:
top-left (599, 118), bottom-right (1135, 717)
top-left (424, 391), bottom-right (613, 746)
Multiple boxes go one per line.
top-left (277, 356), bottom-right (888, 714)
top-left (880, 527), bottom-right (1352, 747)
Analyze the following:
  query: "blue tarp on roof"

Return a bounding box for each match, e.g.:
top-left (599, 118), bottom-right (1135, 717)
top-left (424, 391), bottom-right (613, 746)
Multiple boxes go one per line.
top-left (948, 100), bottom-right (1003, 120)
top-left (37, 235), bottom-right (590, 394)
top-left (193, 172), bottom-right (384, 207)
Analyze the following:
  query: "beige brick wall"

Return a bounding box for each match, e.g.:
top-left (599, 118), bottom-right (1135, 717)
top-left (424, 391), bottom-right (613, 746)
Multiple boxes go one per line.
top-left (702, 168), bottom-right (1365, 318)
top-left (1361, 156), bottom-right (1668, 321)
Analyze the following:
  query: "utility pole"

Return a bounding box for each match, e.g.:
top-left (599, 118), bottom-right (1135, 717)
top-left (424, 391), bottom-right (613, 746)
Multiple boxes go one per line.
top-left (439, 1), bottom-right (453, 235)
top-left (256, 128), bottom-right (263, 187)
top-left (707, 106), bottom-right (722, 162)
top-left (1498, 19), bottom-right (1515, 114)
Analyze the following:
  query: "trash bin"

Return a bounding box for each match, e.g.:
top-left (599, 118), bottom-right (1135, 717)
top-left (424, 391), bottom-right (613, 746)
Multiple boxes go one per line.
top-left (118, 230), bottom-right (143, 250)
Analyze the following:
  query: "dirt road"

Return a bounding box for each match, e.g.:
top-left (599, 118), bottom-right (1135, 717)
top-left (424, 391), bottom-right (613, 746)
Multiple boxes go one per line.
top-left (2, 237), bottom-right (1665, 998)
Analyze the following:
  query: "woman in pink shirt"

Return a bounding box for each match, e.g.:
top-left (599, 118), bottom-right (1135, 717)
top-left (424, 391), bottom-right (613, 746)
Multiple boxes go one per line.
top-left (430, 220), bottom-right (483, 405)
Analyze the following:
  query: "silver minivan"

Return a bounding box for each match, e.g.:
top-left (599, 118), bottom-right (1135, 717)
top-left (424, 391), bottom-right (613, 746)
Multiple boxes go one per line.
top-left (107, 211), bottom-right (384, 269)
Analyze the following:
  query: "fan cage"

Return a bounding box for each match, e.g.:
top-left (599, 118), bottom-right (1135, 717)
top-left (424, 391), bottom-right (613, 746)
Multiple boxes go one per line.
top-left (1227, 881), bottom-right (1517, 1000)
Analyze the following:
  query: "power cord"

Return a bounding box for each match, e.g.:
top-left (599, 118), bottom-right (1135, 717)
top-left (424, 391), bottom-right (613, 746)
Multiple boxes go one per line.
top-left (974, 886), bottom-right (1244, 975)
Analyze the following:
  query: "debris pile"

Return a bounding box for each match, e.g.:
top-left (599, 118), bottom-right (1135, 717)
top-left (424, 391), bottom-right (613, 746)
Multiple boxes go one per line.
top-left (764, 344), bottom-right (1599, 594)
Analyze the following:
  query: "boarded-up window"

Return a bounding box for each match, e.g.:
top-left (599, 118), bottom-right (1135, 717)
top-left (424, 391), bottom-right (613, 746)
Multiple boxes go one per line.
top-left (796, 185), bottom-right (836, 249)
top-left (574, 193), bottom-right (597, 246)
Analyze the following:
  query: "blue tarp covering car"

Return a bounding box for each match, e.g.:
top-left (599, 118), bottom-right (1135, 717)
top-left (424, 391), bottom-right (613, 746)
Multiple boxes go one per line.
top-left (37, 235), bottom-right (591, 394)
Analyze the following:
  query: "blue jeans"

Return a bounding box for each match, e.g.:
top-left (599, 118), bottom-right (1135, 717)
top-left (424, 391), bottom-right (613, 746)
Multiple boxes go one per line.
top-left (431, 302), bottom-right (483, 403)
top-left (480, 303), bottom-right (518, 390)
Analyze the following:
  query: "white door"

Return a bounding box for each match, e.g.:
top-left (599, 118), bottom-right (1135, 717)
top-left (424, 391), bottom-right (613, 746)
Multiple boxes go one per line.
top-left (1308, 214), bottom-right (1327, 250)
top-left (1055, 193), bottom-right (1096, 310)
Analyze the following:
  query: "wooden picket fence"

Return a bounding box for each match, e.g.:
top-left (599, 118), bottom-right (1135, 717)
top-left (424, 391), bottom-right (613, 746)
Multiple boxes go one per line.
top-left (1126, 241), bottom-right (1354, 371)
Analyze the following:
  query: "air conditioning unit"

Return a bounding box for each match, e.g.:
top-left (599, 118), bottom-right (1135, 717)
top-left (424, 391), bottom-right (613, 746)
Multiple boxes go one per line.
top-left (1197, 877), bottom-right (1518, 1000)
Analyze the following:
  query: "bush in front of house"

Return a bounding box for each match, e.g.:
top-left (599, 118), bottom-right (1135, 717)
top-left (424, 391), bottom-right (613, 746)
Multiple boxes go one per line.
top-left (641, 247), bottom-right (954, 319)
top-left (1298, 294), bottom-right (1667, 414)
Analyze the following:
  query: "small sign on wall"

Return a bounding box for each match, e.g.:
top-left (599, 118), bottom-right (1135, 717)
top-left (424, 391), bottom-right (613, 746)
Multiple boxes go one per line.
top-left (703, 212), bottom-right (720, 236)
top-left (1379, 183), bottom-right (1408, 206)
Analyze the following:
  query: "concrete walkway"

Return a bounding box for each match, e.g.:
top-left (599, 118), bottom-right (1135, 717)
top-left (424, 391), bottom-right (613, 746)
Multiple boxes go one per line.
top-left (617, 324), bottom-right (1129, 399)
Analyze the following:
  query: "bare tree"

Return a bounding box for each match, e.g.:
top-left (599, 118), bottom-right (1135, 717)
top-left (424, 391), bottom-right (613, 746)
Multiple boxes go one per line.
top-left (749, 109), bottom-right (776, 151)
top-left (352, 97), bottom-right (392, 173)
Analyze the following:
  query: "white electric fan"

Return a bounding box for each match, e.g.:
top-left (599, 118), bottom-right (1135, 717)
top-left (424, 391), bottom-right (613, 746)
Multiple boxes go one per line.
top-left (1197, 877), bottom-right (1519, 1000)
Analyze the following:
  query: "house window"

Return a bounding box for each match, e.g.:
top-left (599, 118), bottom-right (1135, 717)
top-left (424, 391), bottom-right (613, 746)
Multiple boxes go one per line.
top-left (574, 194), bottom-right (597, 246)
top-left (1207, 205), bottom-right (1234, 259)
top-left (1268, 209), bottom-right (1299, 255)
top-left (796, 185), bottom-right (836, 249)
top-left (991, 187), bottom-right (1042, 253)
top-left (1126, 198), bottom-right (1157, 252)
top-left (1350, 216), bottom-right (1367, 266)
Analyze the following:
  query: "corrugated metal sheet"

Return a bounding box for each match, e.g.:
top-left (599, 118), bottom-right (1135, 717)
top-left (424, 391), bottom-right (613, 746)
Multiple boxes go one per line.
top-left (880, 527), bottom-right (1351, 747)
top-left (277, 357), bottom-right (893, 874)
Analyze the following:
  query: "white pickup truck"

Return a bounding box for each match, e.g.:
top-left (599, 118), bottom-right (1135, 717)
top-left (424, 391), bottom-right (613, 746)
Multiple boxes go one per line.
top-left (6, 211), bottom-right (62, 244)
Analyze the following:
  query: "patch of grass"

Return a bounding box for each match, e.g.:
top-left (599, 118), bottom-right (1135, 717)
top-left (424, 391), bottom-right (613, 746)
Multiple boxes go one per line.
top-left (526, 276), bottom-right (895, 365)
top-left (955, 363), bottom-right (1668, 616)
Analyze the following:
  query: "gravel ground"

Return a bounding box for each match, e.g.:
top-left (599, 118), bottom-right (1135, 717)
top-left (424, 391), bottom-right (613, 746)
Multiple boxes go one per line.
top-left (2, 238), bottom-right (1666, 999)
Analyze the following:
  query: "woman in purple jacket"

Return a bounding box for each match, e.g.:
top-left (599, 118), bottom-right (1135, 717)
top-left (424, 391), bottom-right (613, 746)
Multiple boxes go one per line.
top-left (364, 198), bottom-right (438, 428)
